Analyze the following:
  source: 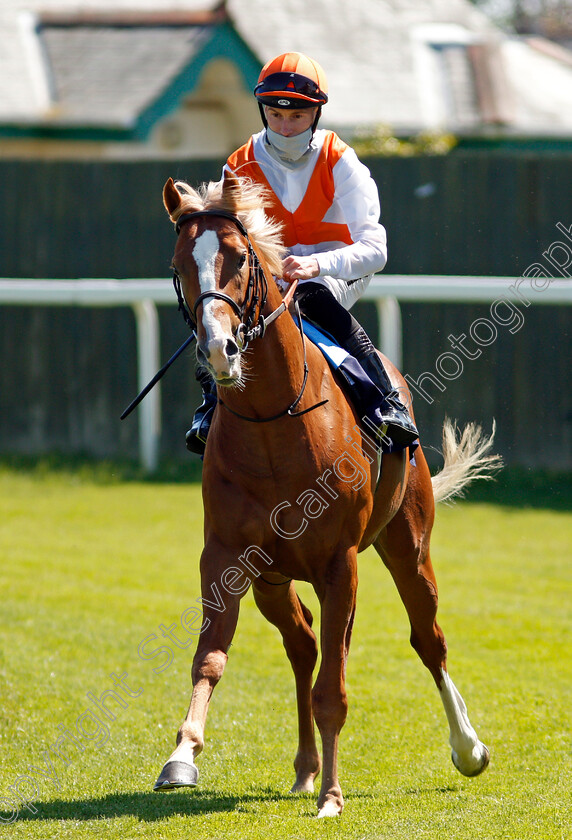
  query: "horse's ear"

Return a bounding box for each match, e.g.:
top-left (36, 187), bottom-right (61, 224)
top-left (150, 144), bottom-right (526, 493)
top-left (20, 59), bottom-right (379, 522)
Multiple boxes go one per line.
top-left (163, 178), bottom-right (182, 218)
top-left (222, 170), bottom-right (241, 213)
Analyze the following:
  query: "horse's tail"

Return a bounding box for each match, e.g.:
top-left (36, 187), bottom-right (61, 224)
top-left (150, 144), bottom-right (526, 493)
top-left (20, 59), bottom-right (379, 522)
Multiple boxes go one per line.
top-left (431, 419), bottom-right (502, 504)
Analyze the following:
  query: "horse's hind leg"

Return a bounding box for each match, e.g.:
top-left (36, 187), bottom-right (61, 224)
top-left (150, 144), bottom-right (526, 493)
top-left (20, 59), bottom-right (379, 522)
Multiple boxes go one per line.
top-left (252, 575), bottom-right (321, 793)
top-left (374, 457), bottom-right (489, 777)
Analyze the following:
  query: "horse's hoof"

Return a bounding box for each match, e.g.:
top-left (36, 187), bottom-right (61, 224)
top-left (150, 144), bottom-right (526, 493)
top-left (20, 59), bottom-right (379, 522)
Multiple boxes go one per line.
top-left (451, 743), bottom-right (490, 777)
top-left (317, 800), bottom-right (342, 818)
top-left (291, 778), bottom-right (315, 794)
top-left (153, 760), bottom-right (199, 791)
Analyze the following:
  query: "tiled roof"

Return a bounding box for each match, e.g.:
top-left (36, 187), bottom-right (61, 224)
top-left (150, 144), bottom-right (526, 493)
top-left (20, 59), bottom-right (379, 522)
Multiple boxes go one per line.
top-left (40, 20), bottom-right (213, 124)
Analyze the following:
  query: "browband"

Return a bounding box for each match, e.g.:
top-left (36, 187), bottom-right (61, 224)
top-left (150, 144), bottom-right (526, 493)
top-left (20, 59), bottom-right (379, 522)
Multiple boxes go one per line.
top-left (175, 210), bottom-right (249, 237)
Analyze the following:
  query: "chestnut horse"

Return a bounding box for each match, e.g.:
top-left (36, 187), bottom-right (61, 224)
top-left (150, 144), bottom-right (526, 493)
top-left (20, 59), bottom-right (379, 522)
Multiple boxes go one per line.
top-left (154, 172), bottom-right (497, 817)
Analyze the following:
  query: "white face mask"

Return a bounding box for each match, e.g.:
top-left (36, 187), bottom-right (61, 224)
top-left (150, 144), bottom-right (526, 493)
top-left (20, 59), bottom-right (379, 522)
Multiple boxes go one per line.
top-left (266, 126), bottom-right (313, 162)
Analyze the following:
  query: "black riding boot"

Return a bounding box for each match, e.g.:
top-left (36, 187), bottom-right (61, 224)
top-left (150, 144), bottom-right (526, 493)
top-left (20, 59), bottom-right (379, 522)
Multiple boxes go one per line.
top-left (296, 282), bottom-right (418, 449)
top-left (185, 368), bottom-right (216, 455)
top-left (357, 347), bottom-right (419, 447)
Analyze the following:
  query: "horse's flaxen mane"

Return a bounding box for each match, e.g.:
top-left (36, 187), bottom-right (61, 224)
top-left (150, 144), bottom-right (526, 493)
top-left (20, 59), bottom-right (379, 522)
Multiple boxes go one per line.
top-left (172, 177), bottom-right (286, 277)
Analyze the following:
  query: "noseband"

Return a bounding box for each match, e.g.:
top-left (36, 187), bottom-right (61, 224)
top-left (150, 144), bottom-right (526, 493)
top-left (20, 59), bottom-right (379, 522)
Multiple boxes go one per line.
top-left (173, 209), bottom-right (269, 348)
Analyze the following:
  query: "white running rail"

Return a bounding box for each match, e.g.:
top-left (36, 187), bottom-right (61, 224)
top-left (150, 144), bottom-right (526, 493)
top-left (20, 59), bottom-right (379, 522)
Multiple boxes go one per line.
top-left (1, 276), bottom-right (571, 471)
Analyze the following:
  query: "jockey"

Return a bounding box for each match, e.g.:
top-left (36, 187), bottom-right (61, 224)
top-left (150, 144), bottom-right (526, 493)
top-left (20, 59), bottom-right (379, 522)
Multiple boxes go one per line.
top-left (186, 51), bottom-right (418, 455)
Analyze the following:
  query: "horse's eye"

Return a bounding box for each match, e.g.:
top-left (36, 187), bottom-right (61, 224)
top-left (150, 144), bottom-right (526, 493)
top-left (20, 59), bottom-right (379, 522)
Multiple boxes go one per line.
top-left (237, 253), bottom-right (247, 270)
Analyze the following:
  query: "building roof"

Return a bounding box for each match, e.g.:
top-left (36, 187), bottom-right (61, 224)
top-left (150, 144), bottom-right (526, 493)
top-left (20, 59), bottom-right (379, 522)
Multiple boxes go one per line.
top-left (40, 14), bottom-right (215, 126)
top-left (1, 0), bottom-right (572, 149)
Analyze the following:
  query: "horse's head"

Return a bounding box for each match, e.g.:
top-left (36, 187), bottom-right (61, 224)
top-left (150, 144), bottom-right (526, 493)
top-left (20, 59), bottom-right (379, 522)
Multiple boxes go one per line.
top-left (164, 172), bottom-right (285, 388)
top-left (164, 172), bottom-right (257, 386)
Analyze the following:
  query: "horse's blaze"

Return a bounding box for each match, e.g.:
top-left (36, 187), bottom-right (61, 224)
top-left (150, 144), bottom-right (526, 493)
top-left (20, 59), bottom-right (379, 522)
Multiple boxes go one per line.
top-left (192, 227), bottom-right (242, 382)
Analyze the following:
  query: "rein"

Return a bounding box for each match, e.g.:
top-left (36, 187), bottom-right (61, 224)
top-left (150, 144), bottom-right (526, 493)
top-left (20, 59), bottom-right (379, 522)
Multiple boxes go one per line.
top-left (174, 209), bottom-right (328, 424)
top-left (218, 298), bottom-right (328, 423)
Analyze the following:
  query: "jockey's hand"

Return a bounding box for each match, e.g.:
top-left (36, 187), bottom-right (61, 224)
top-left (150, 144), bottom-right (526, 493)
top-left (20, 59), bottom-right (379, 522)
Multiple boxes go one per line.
top-left (282, 255), bottom-right (320, 283)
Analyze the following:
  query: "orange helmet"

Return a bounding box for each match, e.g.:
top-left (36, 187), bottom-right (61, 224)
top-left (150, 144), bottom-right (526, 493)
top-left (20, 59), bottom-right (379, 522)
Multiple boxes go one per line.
top-left (254, 52), bottom-right (328, 109)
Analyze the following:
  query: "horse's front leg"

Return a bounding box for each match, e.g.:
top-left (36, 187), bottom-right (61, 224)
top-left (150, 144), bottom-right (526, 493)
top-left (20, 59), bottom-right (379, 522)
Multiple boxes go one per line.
top-left (312, 549), bottom-right (358, 817)
top-left (154, 544), bottom-right (241, 791)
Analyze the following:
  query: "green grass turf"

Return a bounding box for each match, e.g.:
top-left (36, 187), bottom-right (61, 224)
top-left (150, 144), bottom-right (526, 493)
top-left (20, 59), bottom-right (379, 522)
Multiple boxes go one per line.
top-left (1, 462), bottom-right (571, 839)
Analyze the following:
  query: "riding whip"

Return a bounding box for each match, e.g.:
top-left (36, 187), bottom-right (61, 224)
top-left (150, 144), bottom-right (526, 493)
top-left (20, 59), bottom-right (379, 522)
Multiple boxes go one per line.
top-left (120, 332), bottom-right (196, 420)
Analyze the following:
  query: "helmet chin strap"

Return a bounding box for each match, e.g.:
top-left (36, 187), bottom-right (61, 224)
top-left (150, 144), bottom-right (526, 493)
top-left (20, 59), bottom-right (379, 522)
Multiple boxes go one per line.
top-left (312, 106), bottom-right (322, 133)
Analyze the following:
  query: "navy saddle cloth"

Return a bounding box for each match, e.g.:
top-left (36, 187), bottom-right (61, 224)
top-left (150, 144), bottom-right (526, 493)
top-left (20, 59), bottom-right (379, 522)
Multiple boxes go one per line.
top-left (299, 317), bottom-right (411, 455)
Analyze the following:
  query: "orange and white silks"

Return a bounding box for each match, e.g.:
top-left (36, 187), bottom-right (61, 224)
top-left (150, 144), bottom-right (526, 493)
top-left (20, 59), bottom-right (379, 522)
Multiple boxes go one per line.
top-left (227, 130), bottom-right (354, 249)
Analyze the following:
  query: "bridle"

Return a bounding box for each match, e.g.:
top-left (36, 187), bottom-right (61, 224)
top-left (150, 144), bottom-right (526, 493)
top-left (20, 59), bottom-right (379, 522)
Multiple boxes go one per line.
top-left (173, 209), bottom-right (327, 422)
top-left (174, 209), bottom-right (274, 349)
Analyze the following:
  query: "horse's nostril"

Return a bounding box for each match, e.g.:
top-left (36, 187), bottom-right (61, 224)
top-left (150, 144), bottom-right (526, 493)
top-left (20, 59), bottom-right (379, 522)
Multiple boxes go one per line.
top-left (226, 338), bottom-right (239, 358)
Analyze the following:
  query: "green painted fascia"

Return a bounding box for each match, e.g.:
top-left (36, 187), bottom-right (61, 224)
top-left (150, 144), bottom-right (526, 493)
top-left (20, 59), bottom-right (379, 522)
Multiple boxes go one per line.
top-left (134, 22), bottom-right (263, 141)
top-left (0, 123), bottom-right (132, 142)
top-left (455, 135), bottom-right (572, 153)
